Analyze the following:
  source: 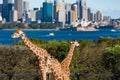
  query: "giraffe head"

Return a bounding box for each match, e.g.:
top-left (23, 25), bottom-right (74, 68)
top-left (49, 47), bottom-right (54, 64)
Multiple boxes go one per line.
top-left (71, 40), bottom-right (79, 47)
top-left (11, 28), bottom-right (24, 38)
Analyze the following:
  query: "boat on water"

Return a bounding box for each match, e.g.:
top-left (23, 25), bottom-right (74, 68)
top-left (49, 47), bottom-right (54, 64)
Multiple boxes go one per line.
top-left (110, 29), bottom-right (116, 32)
top-left (49, 33), bottom-right (55, 36)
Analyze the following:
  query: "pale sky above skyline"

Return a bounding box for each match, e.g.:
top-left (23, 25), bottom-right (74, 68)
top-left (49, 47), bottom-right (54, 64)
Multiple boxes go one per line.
top-left (0, 0), bottom-right (120, 19)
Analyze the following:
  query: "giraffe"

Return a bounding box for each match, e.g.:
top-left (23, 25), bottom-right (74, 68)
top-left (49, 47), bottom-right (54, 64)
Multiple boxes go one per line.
top-left (48, 57), bottom-right (70, 80)
top-left (61, 41), bottom-right (79, 76)
top-left (47, 41), bottom-right (79, 80)
top-left (11, 28), bottom-right (70, 80)
top-left (11, 28), bottom-right (52, 80)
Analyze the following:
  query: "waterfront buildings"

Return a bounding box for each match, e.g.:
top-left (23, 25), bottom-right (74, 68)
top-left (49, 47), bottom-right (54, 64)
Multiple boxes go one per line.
top-left (14, 0), bottom-right (23, 19)
top-left (78, 0), bottom-right (88, 21)
top-left (0, 0), bottom-right (112, 27)
top-left (68, 10), bottom-right (76, 24)
top-left (87, 8), bottom-right (91, 21)
top-left (46, 0), bottom-right (51, 3)
top-left (24, 10), bottom-right (36, 23)
top-left (36, 8), bottom-right (43, 22)
top-left (3, 0), bottom-right (12, 5)
top-left (96, 10), bottom-right (103, 22)
top-left (54, 0), bottom-right (66, 27)
top-left (23, 1), bottom-right (30, 11)
top-left (9, 7), bottom-right (18, 22)
top-left (42, 1), bottom-right (53, 22)
top-left (91, 13), bottom-right (95, 21)
top-left (2, 3), bottom-right (13, 22)
top-left (65, 3), bottom-right (71, 24)
top-left (0, 13), bottom-right (2, 21)
top-left (72, 4), bottom-right (78, 22)
top-left (2, 0), bottom-right (13, 22)
top-left (0, 4), bottom-right (2, 13)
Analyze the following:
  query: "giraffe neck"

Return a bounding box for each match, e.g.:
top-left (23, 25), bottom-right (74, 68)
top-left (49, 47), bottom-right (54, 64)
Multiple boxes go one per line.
top-left (61, 44), bottom-right (75, 67)
top-left (21, 33), bottom-right (50, 57)
top-left (50, 58), bottom-right (69, 80)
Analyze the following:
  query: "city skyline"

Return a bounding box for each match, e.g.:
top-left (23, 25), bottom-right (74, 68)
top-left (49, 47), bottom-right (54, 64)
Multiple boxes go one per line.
top-left (0, 0), bottom-right (119, 19)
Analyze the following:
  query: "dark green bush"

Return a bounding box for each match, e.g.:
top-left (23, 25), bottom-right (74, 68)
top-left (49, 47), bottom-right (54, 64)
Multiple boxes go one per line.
top-left (0, 38), bottom-right (120, 80)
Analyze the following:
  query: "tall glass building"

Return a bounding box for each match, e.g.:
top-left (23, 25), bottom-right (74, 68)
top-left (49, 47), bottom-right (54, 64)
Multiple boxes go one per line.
top-left (2, 0), bottom-right (13, 22)
top-left (3, 0), bottom-right (12, 5)
top-left (2, 3), bottom-right (13, 22)
top-left (78, 0), bottom-right (88, 21)
top-left (42, 2), bottom-right (53, 22)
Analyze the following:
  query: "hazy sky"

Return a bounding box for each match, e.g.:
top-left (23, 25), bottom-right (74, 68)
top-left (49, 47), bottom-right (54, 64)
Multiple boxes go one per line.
top-left (0, 0), bottom-right (120, 19)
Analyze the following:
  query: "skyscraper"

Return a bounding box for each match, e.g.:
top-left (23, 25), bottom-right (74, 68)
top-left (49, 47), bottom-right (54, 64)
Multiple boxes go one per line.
top-left (24, 10), bottom-right (36, 23)
top-left (42, 2), bottom-right (53, 22)
top-left (0, 4), bottom-right (2, 13)
top-left (54, 0), bottom-right (66, 27)
top-left (3, 0), bottom-right (12, 5)
top-left (23, 1), bottom-right (30, 11)
top-left (68, 10), bottom-right (76, 24)
top-left (78, 0), bottom-right (88, 21)
top-left (45, 0), bottom-right (51, 3)
top-left (96, 10), bottom-right (103, 21)
top-left (9, 7), bottom-right (18, 22)
top-left (72, 4), bottom-right (78, 21)
top-left (2, 0), bottom-right (13, 22)
top-left (14, 0), bottom-right (23, 19)
top-left (54, 0), bottom-right (60, 20)
top-left (91, 12), bottom-right (95, 21)
top-left (65, 3), bottom-right (71, 23)
top-left (2, 3), bottom-right (13, 22)
top-left (87, 8), bottom-right (91, 21)
top-left (36, 8), bottom-right (43, 21)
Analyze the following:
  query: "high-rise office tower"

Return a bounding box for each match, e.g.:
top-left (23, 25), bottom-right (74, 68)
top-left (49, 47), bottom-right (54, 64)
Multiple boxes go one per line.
top-left (3, 0), bottom-right (12, 5)
top-left (36, 8), bottom-right (43, 21)
top-left (9, 7), bottom-right (18, 22)
top-left (94, 13), bottom-right (97, 22)
top-left (2, 0), bottom-right (13, 22)
top-left (0, 4), bottom-right (2, 13)
top-left (65, 3), bottom-right (71, 24)
top-left (68, 10), bottom-right (76, 24)
top-left (96, 10), bottom-right (103, 21)
top-left (54, 0), bottom-right (60, 20)
top-left (78, 0), bottom-right (88, 21)
top-left (91, 12), bottom-right (94, 21)
top-left (2, 4), bottom-right (13, 22)
top-left (45, 0), bottom-right (51, 3)
top-left (72, 4), bottom-right (78, 21)
top-left (87, 8), bottom-right (91, 21)
top-left (30, 10), bottom-right (36, 22)
top-left (14, 0), bottom-right (23, 19)
top-left (43, 1), bottom-right (53, 22)
top-left (24, 10), bottom-right (36, 23)
top-left (54, 0), bottom-right (66, 27)
top-left (103, 16), bottom-right (111, 21)
top-left (0, 13), bottom-right (2, 21)
top-left (23, 1), bottom-right (29, 11)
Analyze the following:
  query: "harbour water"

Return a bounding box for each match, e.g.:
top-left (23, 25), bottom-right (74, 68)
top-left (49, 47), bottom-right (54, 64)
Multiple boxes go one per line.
top-left (0, 28), bottom-right (120, 45)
